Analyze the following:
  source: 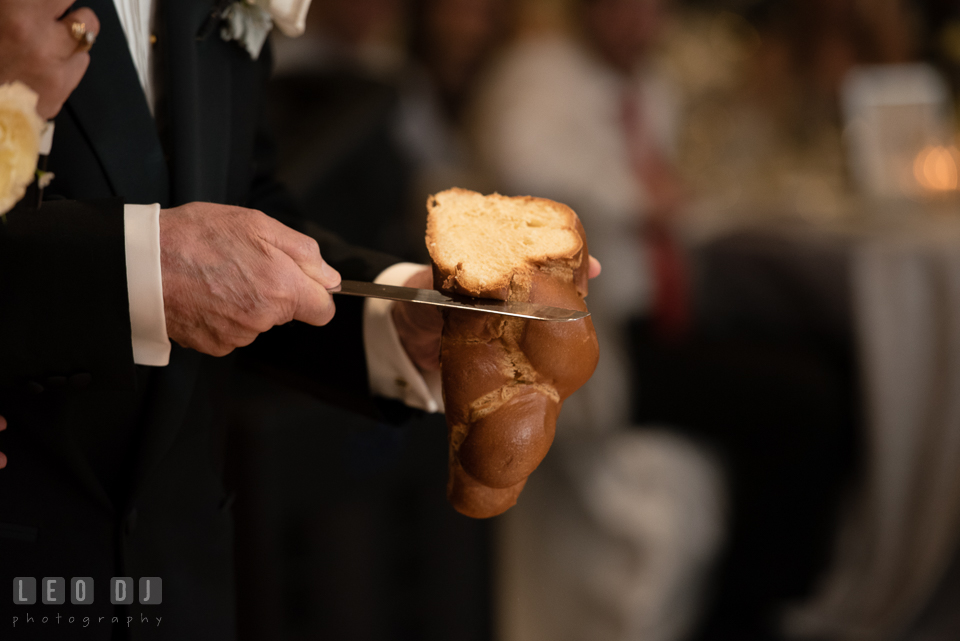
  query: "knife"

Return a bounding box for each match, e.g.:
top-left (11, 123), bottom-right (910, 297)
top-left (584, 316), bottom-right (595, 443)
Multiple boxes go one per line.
top-left (328, 280), bottom-right (589, 322)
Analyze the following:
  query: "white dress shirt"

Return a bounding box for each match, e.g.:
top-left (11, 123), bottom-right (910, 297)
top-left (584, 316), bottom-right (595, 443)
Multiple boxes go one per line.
top-left (111, 0), bottom-right (440, 411)
top-left (112, 0), bottom-right (156, 114)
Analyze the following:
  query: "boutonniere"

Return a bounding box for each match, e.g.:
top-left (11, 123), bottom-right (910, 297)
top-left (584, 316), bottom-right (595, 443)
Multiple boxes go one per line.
top-left (0, 82), bottom-right (45, 221)
top-left (199, 0), bottom-right (312, 61)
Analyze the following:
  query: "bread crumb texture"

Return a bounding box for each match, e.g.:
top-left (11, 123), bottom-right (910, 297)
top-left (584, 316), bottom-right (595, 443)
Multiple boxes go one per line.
top-left (427, 188), bottom-right (583, 298)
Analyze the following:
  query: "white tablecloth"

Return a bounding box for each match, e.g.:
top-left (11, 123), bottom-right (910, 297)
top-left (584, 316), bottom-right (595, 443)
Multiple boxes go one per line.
top-left (781, 215), bottom-right (960, 640)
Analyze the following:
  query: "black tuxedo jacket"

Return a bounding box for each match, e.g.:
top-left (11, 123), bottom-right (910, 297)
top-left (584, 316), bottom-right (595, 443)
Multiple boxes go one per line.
top-left (0, 2), bottom-right (397, 639)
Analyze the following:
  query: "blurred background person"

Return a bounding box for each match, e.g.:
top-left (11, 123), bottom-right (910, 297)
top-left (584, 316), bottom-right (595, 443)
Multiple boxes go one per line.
top-left (393, 0), bottom-right (512, 261)
top-left (474, 0), bottom-right (684, 433)
top-left (473, 2), bottom-right (726, 641)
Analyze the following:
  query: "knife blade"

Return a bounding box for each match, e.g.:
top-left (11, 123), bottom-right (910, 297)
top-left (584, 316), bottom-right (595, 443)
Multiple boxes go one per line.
top-left (328, 280), bottom-right (589, 322)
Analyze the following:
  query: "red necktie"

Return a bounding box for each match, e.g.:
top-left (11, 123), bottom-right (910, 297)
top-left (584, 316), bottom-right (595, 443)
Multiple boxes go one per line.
top-left (620, 89), bottom-right (690, 340)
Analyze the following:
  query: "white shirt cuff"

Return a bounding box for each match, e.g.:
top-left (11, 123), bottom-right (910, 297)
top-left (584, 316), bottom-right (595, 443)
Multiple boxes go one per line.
top-left (124, 203), bottom-right (171, 366)
top-left (363, 262), bottom-right (444, 413)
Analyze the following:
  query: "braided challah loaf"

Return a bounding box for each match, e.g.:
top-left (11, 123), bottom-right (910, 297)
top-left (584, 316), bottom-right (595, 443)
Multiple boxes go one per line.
top-left (426, 189), bottom-right (599, 518)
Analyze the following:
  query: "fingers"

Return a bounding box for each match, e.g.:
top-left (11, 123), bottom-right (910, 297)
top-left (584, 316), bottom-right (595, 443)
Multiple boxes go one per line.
top-left (259, 217), bottom-right (340, 289)
top-left (22, 7), bottom-right (98, 118)
top-left (263, 236), bottom-right (337, 327)
top-left (0, 3), bottom-right (99, 118)
top-left (393, 299), bottom-right (443, 372)
top-left (33, 49), bottom-right (89, 119)
top-left (404, 266), bottom-right (434, 290)
top-left (290, 270), bottom-right (337, 327)
top-left (257, 225), bottom-right (338, 326)
top-left (61, 48), bottom-right (90, 90)
top-left (58, 8), bottom-right (100, 58)
top-left (399, 267), bottom-right (444, 334)
top-left (588, 256), bottom-right (602, 279)
top-left (0, 415), bottom-right (6, 431)
top-left (393, 266), bottom-right (443, 372)
top-left (399, 312), bottom-right (442, 371)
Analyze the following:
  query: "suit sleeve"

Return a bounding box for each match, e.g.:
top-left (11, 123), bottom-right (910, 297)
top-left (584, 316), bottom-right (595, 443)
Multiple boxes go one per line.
top-left (0, 197), bottom-right (137, 394)
top-left (237, 100), bottom-right (410, 418)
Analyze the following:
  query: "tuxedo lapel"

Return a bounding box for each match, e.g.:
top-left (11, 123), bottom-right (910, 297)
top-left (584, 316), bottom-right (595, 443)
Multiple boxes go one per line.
top-left (63, 0), bottom-right (170, 207)
top-left (158, 0), bottom-right (234, 205)
top-left (127, 0), bottom-right (236, 502)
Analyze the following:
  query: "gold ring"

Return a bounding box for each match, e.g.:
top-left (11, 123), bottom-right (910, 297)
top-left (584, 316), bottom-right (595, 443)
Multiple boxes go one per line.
top-left (70, 21), bottom-right (96, 52)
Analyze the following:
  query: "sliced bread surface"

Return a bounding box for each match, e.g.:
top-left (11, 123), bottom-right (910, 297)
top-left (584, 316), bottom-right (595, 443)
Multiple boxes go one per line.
top-left (426, 188), bottom-right (583, 298)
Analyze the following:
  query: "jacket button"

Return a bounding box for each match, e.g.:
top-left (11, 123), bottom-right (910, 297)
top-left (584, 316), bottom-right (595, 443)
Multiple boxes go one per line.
top-left (68, 373), bottom-right (92, 391)
top-left (125, 509), bottom-right (138, 536)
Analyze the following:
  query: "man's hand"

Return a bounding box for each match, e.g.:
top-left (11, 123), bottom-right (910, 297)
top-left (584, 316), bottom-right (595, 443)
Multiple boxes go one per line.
top-left (0, 415), bottom-right (7, 469)
top-left (588, 255), bottom-right (601, 279)
top-left (0, 0), bottom-right (100, 119)
top-left (160, 203), bottom-right (341, 357)
top-left (392, 267), bottom-right (444, 372)
top-left (393, 256), bottom-right (602, 373)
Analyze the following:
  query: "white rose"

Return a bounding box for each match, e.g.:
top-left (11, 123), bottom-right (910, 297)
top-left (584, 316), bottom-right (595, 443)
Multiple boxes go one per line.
top-left (261, 0), bottom-right (310, 38)
top-left (221, 0), bottom-right (311, 60)
top-left (0, 81), bottom-right (43, 216)
top-left (221, 1), bottom-right (273, 60)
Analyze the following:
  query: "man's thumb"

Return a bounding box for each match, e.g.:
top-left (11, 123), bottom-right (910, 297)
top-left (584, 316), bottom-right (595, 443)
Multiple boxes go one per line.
top-left (292, 274), bottom-right (337, 327)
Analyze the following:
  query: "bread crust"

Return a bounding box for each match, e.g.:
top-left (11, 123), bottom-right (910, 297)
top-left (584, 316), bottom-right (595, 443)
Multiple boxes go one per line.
top-left (428, 189), bottom-right (599, 518)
